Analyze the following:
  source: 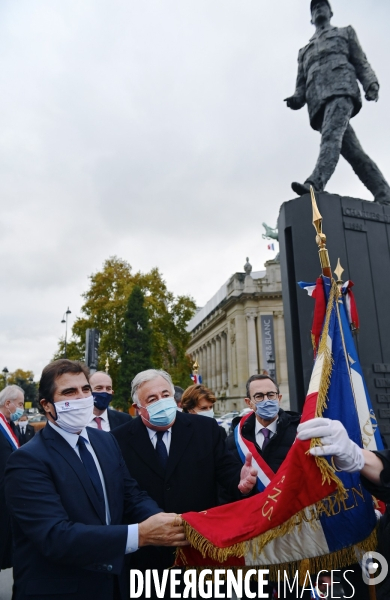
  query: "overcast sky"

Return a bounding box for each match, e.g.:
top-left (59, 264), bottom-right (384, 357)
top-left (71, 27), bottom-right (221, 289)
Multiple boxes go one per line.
top-left (0, 0), bottom-right (389, 379)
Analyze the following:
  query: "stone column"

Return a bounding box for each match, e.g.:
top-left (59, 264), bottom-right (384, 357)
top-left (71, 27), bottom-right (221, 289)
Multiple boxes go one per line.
top-left (229, 319), bottom-right (238, 387)
top-left (211, 339), bottom-right (216, 392)
top-left (221, 332), bottom-right (228, 389)
top-left (199, 347), bottom-right (204, 382)
top-left (216, 335), bottom-right (222, 392)
top-left (275, 311), bottom-right (287, 385)
top-left (246, 310), bottom-right (258, 377)
top-left (206, 343), bottom-right (212, 388)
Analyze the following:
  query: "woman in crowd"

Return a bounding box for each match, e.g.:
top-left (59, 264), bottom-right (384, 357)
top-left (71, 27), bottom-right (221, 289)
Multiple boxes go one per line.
top-left (181, 384), bottom-right (226, 439)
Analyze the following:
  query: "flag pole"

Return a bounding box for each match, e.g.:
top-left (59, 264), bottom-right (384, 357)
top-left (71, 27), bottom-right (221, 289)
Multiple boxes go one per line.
top-left (311, 192), bottom-right (377, 599)
top-left (310, 187), bottom-right (332, 278)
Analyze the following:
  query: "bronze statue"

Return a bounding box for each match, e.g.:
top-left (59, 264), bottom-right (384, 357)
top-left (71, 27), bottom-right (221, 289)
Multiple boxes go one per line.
top-left (285, 0), bottom-right (390, 205)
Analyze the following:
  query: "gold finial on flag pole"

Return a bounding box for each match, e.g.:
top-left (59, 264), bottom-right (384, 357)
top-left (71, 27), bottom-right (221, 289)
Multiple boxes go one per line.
top-left (105, 358), bottom-right (109, 373)
top-left (310, 186), bottom-right (332, 277)
top-left (193, 360), bottom-right (199, 375)
top-left (334, 258), bottom-right (344, 285)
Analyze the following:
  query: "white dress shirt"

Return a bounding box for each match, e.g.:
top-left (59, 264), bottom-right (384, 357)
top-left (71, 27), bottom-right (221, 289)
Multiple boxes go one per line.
top-left (255, 417), bottom-right (278, 450)
top-left (88, 409), bottom-right (111, 432)
top-left (146, 426), bottom-right (172, 454)
top-left (48, 421), bottom-right (138, 554)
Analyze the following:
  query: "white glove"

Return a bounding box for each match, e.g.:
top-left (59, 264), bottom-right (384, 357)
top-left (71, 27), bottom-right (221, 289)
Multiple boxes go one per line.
top-left (296, 418), bottom-right (365, 473)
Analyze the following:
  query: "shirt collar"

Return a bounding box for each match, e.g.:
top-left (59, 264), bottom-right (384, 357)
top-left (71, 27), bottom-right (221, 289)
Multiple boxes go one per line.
top-left (255, 416), bottom-right (278, 436)
top-left (48, 420), bottom-right (90, 449)
top-left (146, 426), bottom-right (172, 441)
top-left (95, 409), bottom-right (108, 421)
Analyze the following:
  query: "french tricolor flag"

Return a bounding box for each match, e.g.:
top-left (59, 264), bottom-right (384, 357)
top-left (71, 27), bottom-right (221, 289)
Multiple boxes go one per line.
top-left (177, 276), bottom-right (379, 577)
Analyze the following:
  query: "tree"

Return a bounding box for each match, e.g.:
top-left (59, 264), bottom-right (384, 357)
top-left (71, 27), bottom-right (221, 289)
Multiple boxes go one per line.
top-left (0, 369), bottom-right (38, 408)
top-left (115, 286), bottom-right (153, 409)
top-left (53, 256), bottom-right (196, 408)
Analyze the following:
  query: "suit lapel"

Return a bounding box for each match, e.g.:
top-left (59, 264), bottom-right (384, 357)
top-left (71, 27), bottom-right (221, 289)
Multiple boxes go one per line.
top-left (127, 417), bottom-right (165, 479)
top-left (42, 425), bottom-right (106, 524)
top-left (165, 415), bottom-right (194, 480)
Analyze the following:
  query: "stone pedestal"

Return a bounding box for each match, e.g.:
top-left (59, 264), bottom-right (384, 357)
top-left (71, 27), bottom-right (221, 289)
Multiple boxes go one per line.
top-left (278, 193), bottom-right (390, 446)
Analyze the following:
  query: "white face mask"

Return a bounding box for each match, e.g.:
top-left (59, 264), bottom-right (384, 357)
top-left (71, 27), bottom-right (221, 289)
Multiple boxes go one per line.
top-left (196, 408), bottom-right (214, 419)
top-left (53, 396), bottom-right (94, 434)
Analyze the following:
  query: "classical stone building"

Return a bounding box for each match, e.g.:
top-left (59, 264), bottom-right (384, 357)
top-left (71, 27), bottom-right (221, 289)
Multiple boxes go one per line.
top-left (186, 258), bottom-right (289, 414)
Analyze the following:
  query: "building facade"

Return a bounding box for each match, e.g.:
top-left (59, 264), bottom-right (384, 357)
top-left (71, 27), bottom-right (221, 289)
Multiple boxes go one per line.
top-left (186, 258), bottom-right (289, 414)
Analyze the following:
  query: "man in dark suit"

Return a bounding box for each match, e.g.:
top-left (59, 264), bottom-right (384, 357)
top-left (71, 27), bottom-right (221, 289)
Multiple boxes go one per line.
top-left (88, 371), bottom-right (131, 431)
top-left (0, 385), bottom-right (24, 572)
top-left (112, 368), bottom-right (257, 579)
top-left (15, 413), bottom-right (35, 445)
top-left (5, 360), bottom-right (187, 600)
top-left (226, 374), bottom-right (301, 474)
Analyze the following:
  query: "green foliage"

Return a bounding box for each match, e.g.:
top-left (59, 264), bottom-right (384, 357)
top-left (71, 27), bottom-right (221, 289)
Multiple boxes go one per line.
top-left (115, 286), bottom-right (153, 409)
top-left (0, 369), bottom-right (39, 407)
top-left (53, 256), bottom-right (196, 409)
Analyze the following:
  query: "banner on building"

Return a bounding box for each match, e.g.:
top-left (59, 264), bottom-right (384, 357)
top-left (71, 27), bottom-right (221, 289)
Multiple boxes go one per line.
top-left (260, 314), bottom-right (276, 381)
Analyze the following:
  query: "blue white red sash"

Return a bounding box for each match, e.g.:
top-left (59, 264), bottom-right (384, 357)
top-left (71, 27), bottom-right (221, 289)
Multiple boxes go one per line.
top-left (0, 412), bottom-right (19, 450)
top-left (234, 411), bottom-right (275, 491)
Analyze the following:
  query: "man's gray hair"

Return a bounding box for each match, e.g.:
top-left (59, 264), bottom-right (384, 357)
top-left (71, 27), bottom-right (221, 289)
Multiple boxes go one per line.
top-left (0, 385), bottom-right (25, 407)
top-left (131, 369), bottom-right (174, 404)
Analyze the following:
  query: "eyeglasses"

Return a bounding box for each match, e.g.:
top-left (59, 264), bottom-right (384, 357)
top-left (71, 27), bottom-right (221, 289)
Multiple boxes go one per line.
top-left (252, 392), bottom-right (278, 402)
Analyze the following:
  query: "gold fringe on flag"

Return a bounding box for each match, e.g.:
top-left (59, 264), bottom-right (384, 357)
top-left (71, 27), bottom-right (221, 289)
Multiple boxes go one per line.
top-left (176, 526), bottom-right (378, 582)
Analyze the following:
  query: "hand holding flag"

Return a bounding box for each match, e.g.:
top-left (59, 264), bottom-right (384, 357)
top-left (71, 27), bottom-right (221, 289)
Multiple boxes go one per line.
top-left (297, 418), bottom-right (365, 472)
top-left (238, 452), bottom-right (257, 494)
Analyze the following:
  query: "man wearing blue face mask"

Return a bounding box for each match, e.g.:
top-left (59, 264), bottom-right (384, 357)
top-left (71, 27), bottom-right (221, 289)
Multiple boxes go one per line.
top-left (112, 368), bottom-right (256, 589)
top-left (227, 374), bottom-right (301, 476)
top-left (0, 385), bottom-right (25, 573)
top-left (88, 371), bottom-right (131, 432)
top-left (225, 374), bottom-right (302, 600)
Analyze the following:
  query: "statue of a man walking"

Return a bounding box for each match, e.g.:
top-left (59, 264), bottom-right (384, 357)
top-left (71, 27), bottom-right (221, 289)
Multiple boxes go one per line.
top-left (285, 0), bottom-right (390, 204)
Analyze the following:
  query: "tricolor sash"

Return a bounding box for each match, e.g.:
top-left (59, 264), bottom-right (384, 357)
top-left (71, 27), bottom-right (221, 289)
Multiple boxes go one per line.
top-left (0, 412), bottom-right (19, 450)
top-left (234, 411), bottom-right (275, 491)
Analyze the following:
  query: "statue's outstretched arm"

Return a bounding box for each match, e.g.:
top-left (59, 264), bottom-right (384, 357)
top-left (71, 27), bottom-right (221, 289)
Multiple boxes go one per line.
top-left (348, 25), bottom-right (379, 100)
top-left (284, 51), bottom-right (306, 110)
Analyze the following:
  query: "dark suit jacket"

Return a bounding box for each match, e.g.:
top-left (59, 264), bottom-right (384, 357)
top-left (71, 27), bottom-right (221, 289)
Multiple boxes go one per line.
top-left (0, 420), bottom-right (18, 570)
top-left (361, 450), bottom-right (390, 600)
top-left (16, 423), bottom-right (35, 446)
top-left (112, 412), bottom-right (244, 570)
top-left (5, 424), bottom-right (161, 600)
top-left (227, 409), bottom-right (301, 473)
top-left (107, 409), bottom-right (131, 431)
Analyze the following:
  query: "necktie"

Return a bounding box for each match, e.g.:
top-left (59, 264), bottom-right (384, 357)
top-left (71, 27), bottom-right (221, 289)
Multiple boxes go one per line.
top-left (155, 431), bottom-right (168, 469)
top-left (77, 436), bottom-right (105, 504)
top-left (260, 428), bottom-right (271, 450)
top-left (94, 417), bottom-right (103, 430)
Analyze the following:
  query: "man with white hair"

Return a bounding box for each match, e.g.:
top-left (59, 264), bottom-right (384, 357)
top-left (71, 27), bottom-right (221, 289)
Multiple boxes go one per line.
top-left (88, 371), bottom-right (131, 431)
top-left (113, 368), bottom-right (257, 581)
top-left (0, 384), bottom-right (25, 571)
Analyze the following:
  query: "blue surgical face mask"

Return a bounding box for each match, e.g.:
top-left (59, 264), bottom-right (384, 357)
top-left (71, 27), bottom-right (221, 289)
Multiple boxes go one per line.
top-left (93, 392), bottom-right (112, 411)
top-left (9, 404), bottom-right (24, 422)
top-left (143, 397), bottom-right (177, 428)
top-left (254, 399), bottom-right (279, 420)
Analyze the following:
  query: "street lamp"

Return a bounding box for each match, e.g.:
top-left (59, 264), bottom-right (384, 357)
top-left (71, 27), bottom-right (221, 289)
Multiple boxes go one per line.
top-left (2, 366), bottom-right (9, 386)
top-left (267, 354), bottom-right (276, 383)
top-left (61, 307), bottom-right (72, 358)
